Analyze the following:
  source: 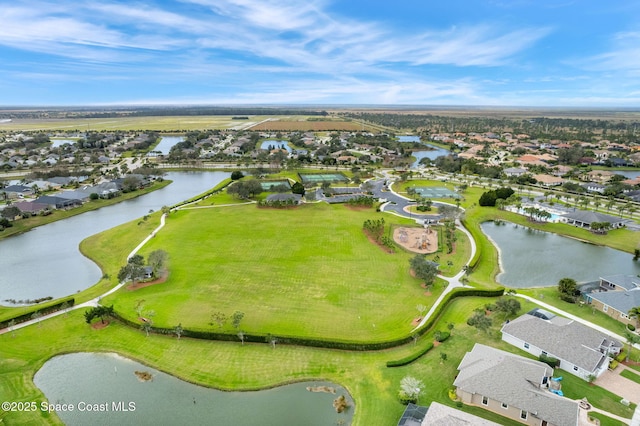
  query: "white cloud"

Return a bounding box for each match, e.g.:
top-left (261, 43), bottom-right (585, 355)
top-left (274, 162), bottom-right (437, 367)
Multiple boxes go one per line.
top-left (582, 31), bottom-right (640, 73)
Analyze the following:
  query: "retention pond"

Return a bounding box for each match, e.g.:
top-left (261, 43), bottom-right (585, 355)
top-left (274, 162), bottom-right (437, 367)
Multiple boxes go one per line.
top-left (481, 221), bottom-right (640, 287)
top-left (34, 352), bottom-right (354, 426)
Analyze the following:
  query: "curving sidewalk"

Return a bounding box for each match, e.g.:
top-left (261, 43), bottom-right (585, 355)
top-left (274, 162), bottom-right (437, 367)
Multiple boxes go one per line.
top-left (0, 213), bottom-right (168, 336)
top-left (410, 219), bottom-right (476, 332)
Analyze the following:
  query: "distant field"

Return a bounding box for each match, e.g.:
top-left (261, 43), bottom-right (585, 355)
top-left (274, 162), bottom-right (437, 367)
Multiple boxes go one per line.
top-left (329, 107), bottom-right (640, 121)
top-left (0, 115), bottom-right (274, 132)
top-left (0, 115), bottom-right (374, 132)
top-left (249, 119), bottom-right (365, 131)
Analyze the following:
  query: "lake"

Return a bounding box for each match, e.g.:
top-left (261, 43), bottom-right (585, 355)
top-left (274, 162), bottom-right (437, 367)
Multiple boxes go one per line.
top-left (0, 172), bottom-right (229, 303)
top-left (481, 221), bottom-right (640, 287)
top-left (397, 136), bottom-right (450, 168)
top-left (34, 352), bottom-right (354, 426)
top-left (50, 139), bottom-right (76, 148)
top-left (153, 136), bottom-right (184, 155)
top-left (261, 140), bottom-right (292, 152)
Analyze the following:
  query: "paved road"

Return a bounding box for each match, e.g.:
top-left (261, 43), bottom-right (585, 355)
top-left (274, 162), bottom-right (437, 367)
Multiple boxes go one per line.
top-left (364, 175), bottom-right (476, 332)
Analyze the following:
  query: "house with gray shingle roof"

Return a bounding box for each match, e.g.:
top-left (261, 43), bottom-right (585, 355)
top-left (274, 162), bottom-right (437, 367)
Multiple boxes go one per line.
top-left (454, 344), bottom-right (579, 426)
top-left (585, 275), bottom-right (640, 327)
top-left (501, 310), bottom-right (622, 380)
top-left (560, 210), bottom-right (625, 229)
top-left (265, 193), bottom-right (302, 204)
top-left (421, 402), bottom-right (501, 426)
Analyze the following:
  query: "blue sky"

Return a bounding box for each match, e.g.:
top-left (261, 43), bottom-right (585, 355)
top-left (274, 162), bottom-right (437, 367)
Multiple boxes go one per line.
top-left (1, 0), bottom-right (639, 106)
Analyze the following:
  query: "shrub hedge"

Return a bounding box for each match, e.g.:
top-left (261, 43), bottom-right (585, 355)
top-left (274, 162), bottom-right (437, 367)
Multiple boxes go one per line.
top-left (461, 218), bottom-right (483, 271)
top-left (0, 296), bottom-right (75, 329)
top-left (539, 353), bottom-right (560, 368)
top-left (171, 178), bottom-right (232, 208)
top-left (435, 330), bottom-right (450, 342)
top-left (109, 287), bottom-right (504, 352)
top-left (386, 342), bottom-right (434, 367)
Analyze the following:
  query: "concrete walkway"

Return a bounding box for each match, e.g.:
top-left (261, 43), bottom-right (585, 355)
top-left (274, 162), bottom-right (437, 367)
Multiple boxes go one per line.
top-left (411, 219), bottom-right (477, 332)
top-left (0, 213), bottom-right (168, 336)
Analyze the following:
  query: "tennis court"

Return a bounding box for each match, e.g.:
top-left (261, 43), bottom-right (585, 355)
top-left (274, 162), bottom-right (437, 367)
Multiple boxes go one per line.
top-left (299, 173), bottom-right (349, 184)
top-left (260, 180), bottom-right (291, 191)
top-left (412, 187), bottom-right (461, 199)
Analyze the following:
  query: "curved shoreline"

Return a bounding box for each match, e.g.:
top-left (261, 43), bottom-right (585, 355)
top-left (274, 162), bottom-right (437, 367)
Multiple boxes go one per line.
top-left (0, 180), bottom-right (172, 242)
top-left (480, 222), bottom-right (506, 284)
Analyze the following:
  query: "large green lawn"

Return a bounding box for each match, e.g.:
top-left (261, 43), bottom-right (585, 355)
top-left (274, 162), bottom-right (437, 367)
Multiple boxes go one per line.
top-left (0, 296), bottom-right (535, 426)
top-left (101, 202), bottom-right (432, 341)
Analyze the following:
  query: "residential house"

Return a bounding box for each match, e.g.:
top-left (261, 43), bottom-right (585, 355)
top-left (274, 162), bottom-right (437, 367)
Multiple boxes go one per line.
top-left (551, 165), bottom-right (572, 177)
top-left (4, 184), bottom-right (34, 198)
top-left (419, 402), bottom-right (501, 426)
top-left (454, 343), bottom-right (579, 426)
top-left (532, 174), bottom-right (564, 187)
top-left (12, 201), bottom-right (50, 215)
top-left (397, 403), bottom-right (428, 426)
top-left (581, 182), bottom-right (606, 194)
top-left (57, 190), bottom-right (91, 203)
top-left (501, 309), bottom-right (622, 380)
top-left (580, 170), bottom-right (615, 183)
top-left (34, 195), bottom-right (82, 210)
top-left (29, 180), bottom-right (61, 191)
top-left (86, 181), bottom-right (122, 198)
top-left (560, 210), bottom-right (625, 229)
top-left (504, 167), bottom-right (528, 177)
top-left (584, 275), bottom-right (640, 327)
top-left (398, 401), bottom-right (502, 426)
top-left (265, 193), bottom-right (302, 204)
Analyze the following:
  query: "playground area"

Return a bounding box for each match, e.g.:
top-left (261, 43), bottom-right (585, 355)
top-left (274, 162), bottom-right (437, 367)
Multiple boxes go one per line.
top-left (393, 226), bottom-right (438, 254)
top-left (299, 172), bottom-right (349, 184)
top-left (412, 186), bottom-right (461, 199)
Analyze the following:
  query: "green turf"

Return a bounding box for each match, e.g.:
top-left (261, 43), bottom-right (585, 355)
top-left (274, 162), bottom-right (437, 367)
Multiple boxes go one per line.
top-left (4, 175), bottom-right (638, 426)
top-left (620, 368), bottom-right (640, 384)
top-left (587, 412), bottom-right (628, 426)
top-left (99, 202), bottom-right (430, 341)
top-left (559, 373), bottom-right (636, 418)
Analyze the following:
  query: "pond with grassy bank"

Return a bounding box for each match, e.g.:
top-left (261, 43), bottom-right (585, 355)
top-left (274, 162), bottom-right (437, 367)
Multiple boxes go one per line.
top-left (481, 221), bottom-right (640, 287)
top-left (0, 172), bottom-right (229, 303)
top-left (34, 352), bottom-right (354, 426)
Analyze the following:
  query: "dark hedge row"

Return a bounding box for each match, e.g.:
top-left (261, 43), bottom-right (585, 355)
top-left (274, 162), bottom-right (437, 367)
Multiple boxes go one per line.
top-left (384, 287), bottom-right (503, 366)
top-left (0, 297), bottom-right (75, 329)
top-left (110, 287), bottom-right (503, 352)
top-left (171, 178), bottom-right (233, 209)
top-left (386, 342), bottom-right (434, 367)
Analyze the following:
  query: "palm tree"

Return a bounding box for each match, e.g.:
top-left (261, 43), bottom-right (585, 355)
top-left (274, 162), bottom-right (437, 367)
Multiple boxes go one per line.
top-left (605, 201), bottom-right (614, 212)
top-left (629, 306), bottom-right (640, 329)
top-left (623, 330), bottom-right (640, 362)
top-left (593, 199), bottom-right (601, 212)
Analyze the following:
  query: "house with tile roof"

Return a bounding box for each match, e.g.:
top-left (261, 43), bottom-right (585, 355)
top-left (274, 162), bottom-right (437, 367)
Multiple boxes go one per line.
top-left (532, 174), bottom-right (564, 187)
top-left (454, 343), bottom-right (579, 426)
top-left (585, 275), bottom-right (640, 327)
top-left (501, 310), bottom-right (622, 380)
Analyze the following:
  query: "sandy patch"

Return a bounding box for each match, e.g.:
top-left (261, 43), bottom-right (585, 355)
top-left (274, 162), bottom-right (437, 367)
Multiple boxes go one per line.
top-left (91, 320), bottom-right (110, 330)
top-left (394, 226), bottom-right (437, 253)
top-left (127, 272), bottom-right (168, 291)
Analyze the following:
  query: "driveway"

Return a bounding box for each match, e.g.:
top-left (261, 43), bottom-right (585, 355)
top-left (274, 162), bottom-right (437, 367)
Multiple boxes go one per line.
top-left (595, 364), bottom-right (640, 405)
